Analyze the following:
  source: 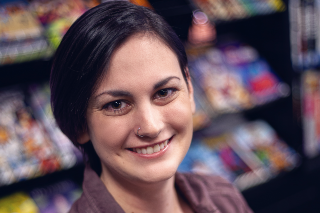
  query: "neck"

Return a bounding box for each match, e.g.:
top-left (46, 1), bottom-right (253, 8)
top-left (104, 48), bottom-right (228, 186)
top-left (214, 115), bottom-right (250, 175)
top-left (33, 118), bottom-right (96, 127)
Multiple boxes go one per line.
top-left (100, 167), bottom-right (186, 213)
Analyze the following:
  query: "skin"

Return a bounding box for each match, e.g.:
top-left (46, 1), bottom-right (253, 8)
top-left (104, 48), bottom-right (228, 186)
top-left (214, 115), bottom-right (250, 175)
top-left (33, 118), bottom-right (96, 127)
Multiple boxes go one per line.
top-left (79, 33), bottom-right (195, 213)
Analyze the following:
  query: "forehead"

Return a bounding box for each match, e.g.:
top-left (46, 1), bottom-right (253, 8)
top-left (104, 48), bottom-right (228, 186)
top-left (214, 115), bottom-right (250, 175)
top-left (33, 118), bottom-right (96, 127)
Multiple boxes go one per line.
top-left (97, 34), bottom-right (182, 91)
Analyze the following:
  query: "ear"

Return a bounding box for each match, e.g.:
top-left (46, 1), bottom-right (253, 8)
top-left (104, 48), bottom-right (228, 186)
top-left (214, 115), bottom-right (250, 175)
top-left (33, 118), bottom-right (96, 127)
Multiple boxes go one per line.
top-left (186, 68), bottom-right (196, 114)
top-left (77, 131), bottom-right (90, 144)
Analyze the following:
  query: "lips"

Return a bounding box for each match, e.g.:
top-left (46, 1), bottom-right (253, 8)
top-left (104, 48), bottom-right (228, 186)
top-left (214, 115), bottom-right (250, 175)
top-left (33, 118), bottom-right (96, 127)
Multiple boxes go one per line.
top-left (127, 137), bottom-right (172, 155)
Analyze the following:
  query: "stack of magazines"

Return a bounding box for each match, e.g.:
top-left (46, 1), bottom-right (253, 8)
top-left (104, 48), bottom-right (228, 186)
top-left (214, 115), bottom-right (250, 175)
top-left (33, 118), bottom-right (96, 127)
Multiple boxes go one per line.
top-left (190, 41), bottom-right (290, 130)
top-left (179, 120), bottom-right (300, 190)
top-left (0, 84), bottom-right (82, 186)
top-left (190, 0), bottom-right (286, 22)
top-left (0, 0), bottom-right (99, 65)
top-left (0, 180), bottom-right (82, 213)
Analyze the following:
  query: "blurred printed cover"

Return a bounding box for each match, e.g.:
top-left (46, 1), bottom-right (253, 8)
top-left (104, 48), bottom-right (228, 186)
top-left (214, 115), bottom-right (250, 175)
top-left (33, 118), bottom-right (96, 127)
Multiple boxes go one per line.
top-left (28, 0), bottom-right (86, 49)
top-left (0, 180), bottom-right (82, 213)
top-left (0, 0), bottom-right (52, 65)
top-left (290, 0), bottom-right (320, 70)
top-left (190, 0), bottom-right (286, 22)
top-left (0, 192), bottom-right (39, 213)
top-left (189, 40), bottom-right (289, 123)
top-left (30, 180), bottom-right (82, 213)
top-left (0, 0), bottom-right (100, 65)
top-left (0, 84), bottom-right (81, 186)
top-left (179, 120), bottom-right (300, 190)
top-left (302, 70), bottom-right (320, 158)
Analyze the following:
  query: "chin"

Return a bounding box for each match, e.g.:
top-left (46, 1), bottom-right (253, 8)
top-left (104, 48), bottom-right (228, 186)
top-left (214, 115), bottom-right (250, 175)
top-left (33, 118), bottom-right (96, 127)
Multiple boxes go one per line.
top-left (128, 161), bottom-right (180, 185)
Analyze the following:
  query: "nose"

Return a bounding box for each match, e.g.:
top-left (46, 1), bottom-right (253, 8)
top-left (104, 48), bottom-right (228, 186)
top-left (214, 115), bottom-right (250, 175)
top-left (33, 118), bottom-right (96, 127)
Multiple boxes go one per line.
top-left (134, 104), bottom-right (163, 139)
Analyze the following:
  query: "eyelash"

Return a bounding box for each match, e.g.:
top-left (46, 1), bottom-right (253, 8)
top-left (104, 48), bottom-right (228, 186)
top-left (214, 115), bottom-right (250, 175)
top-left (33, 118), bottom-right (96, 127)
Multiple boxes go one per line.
top-left (102, 100), bottom-right (131, 115)
top-left (102, 88), bottom-right (177, 115)
top-left (153, 88), bottom-right (177, 100)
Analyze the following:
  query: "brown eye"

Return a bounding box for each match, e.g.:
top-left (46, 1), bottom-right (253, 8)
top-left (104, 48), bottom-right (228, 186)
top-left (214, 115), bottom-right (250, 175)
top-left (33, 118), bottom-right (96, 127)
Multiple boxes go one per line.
top-left (158, 89), bottom-right (168, 97)
top-left (111, 101), bottom-right (122, 109)
top-left (103, 100), bottom-right (132, 116)
top-left (154, 88), bottom-right (177, 101)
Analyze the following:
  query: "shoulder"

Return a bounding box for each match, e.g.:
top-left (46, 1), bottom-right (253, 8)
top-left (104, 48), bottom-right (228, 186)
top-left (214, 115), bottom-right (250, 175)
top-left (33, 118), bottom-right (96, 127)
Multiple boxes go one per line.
top-left (176, 172), bottom-right (239, 195)
top-left (69, 193), bottom-right (94, 213)
top-left (68, 165), bottom-right (125, 213)
top-left (176, 172), bottom-right (253, 213)
top-left (178, 172), bottom-right (234, 187)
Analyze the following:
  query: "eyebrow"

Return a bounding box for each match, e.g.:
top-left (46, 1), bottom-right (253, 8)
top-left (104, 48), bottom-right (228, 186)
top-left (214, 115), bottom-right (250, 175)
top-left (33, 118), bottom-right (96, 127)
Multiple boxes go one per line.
top-left (94, 76), bottom-right (180, 99)
top-left (94, 90), bottom-right (133, 100)
top-left (153, 76), bottom-right (180, 90)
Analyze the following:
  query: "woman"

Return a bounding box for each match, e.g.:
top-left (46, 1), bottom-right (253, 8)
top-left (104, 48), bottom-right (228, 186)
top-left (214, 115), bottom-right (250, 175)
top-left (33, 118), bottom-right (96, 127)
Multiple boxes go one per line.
top-left (50, 1), bottom-right (253, 212)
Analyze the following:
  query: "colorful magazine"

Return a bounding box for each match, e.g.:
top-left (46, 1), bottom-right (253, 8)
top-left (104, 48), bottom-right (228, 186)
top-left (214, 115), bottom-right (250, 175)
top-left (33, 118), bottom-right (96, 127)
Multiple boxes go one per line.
top-left (0, 88), bottom-right (61, 185)
top-left (29, 83), bottom-right (82, 169)
top-left (30, 180), bottom-right (82, 213)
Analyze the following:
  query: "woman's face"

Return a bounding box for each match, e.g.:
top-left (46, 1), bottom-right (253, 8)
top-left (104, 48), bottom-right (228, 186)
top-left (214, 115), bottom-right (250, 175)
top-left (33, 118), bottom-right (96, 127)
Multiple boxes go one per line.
top-left (81, 34), bottom-right (195, 185)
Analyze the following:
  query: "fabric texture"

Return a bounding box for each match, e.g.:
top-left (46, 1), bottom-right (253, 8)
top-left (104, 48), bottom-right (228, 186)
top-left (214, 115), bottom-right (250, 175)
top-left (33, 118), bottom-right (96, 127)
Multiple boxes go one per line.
top-left (69, 165), bottom-right (253, 213)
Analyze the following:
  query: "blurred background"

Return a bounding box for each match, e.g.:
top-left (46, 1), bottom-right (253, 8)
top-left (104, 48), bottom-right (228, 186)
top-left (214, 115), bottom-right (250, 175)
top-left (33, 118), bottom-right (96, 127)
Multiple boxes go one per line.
top-left (0, 0), bottom-right (319, 212)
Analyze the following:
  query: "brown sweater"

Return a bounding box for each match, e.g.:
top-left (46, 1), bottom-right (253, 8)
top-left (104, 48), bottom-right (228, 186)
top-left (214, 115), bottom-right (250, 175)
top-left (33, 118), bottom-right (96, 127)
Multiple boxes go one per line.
top-left (69, 165), bottom-right (253, 213)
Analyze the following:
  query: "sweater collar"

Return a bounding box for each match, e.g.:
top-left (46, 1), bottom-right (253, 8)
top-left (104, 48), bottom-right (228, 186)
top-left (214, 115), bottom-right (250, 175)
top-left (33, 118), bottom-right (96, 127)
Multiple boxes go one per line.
top-left (175, 172), bottom-right (220, 213)
top-left (82, 165), bottom-right (219, 213)
top-left (82, 165), bottom-right (125, 213)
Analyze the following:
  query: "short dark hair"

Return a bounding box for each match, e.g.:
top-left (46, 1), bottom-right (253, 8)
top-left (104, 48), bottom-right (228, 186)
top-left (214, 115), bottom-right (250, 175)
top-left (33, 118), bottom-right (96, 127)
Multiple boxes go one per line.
top-left (50, 1), bottom-right (188, 173)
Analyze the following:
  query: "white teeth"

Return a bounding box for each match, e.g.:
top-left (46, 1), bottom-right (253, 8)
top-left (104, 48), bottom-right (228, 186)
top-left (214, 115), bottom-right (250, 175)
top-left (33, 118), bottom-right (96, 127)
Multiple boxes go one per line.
top-left (160, 143), bottom-right (164, 150)
top-left (141, 148), bottom-right (147, 154)
top-left (154, 144), bottom-right (160, 152)
top-left (132, 138), bottom-right (170, 154)
top-left (147, 147), bottom-right (153, 154)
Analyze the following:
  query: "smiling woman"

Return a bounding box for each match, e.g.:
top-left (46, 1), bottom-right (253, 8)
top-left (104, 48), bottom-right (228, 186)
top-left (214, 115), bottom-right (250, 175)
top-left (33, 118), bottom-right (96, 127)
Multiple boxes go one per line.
top-left (50, 1), bottom-right (253, 213)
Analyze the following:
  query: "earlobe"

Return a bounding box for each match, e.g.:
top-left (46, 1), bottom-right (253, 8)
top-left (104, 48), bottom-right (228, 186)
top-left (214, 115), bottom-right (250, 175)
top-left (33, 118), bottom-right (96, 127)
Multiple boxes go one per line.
top-left (77, 131), bottom-right (90, 144)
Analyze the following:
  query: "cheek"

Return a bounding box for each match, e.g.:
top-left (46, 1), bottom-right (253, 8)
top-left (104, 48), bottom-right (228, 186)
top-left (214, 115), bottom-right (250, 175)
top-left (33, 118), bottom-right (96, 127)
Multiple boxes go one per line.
top-left (164, 96), bottom-right (194, 135)
top-left (87, 114), bottom-right (130, 152)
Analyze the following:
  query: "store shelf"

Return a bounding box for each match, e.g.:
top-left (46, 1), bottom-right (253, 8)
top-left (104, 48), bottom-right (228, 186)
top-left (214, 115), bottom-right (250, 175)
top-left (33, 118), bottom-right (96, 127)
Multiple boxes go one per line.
top-left (194, 95), bottom-right (291, 135)
top-left (0, 59), bottom-right (52, 89)
top-left (0, 163), bottom-right (84, 199)
top-left (148, 0), bottom-right (317, 212)
top-left (243, 155), bottom-right (320, 213)
top-left (0, 0), bottom-right (316, 212)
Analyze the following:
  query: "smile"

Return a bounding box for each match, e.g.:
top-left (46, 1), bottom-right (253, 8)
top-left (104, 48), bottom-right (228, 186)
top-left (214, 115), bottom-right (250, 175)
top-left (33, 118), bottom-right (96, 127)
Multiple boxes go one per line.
top-left (128, 137), bottom-right (172, 155)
